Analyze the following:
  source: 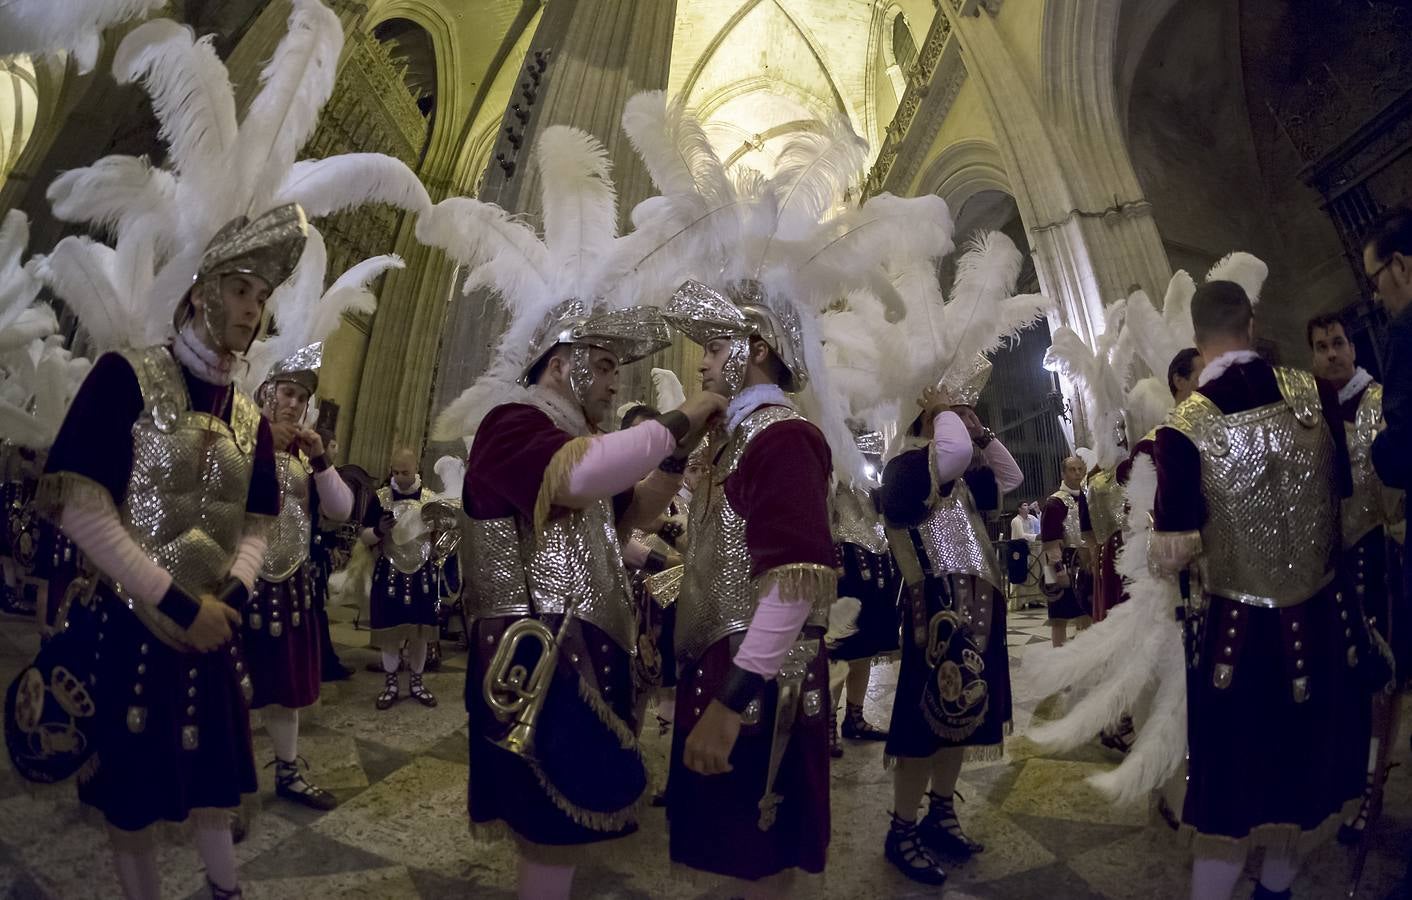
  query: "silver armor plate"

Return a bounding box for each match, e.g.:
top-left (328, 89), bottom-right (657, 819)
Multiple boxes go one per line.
top-left (1166, 367), bottom-right (1338, 608)
top-left (261, 451), bottom-right (311, 582)
top-left (676, 407), bottom-right (831, 664)
top-left (378, 487), bottom-right (433, 575)
top-left (916, 479), bottom-right (1003, 593)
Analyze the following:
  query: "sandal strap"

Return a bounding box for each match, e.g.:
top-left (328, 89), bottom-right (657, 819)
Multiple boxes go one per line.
top-left (208, 877), bottom-right (243, 900)
top-left (888, 813), bottom-right (944, 870)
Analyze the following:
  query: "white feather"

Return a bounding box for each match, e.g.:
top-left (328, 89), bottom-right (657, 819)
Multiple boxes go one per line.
top-left (1043, 327), bottom-right (1125, 469)
top-left (621, 91), bottom-right (732, 209)
top-left (277, 154), bottom-right (432, 219)
top-left (651, 367), bottom-right (686, 411)
top-left (537, 125), bottom-right (619, 301)
top-left (416, 198), bottom-right (551, 311)
top-left (763, 117), bottom-right (867, 245)
top-left (0, 0), bottom-right (164, 71)
top-left (112, 20), bottom-right (237, 193)
top-left (235, 0), bottom-right (344, 217)
top-left (1205, 251), bottom-right (1269, 305)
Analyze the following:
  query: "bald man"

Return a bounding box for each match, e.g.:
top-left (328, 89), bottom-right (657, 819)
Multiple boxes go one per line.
top-left (1039, 456), bottom-right (1096, 648)
top-left (361, 448), bottom-right (442, 711)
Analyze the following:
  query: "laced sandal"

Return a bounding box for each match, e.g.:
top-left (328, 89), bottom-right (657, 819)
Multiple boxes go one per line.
top-left (655, 714), bottom-right (672, 737)
top-left (884, 812), bottom-right (948, 885)
top-left (828, 704), bottom-right (844, 759)
top-left (375, 671), bottom-right (400, 710)
top-left (207, 877), bottom-right (243, 899)
top-left (409, 672), bottom-right (437, 707)
top-left (841, 703), bottom-right (889, 741)
top-left (919, 790), bottom-right (985, 857)
top-left (273, 757), bottom-right (338, 811)
top-left (424, 641), bottom-right (442, 672)
top-left (1251, 885), bottom-right (1292, 900)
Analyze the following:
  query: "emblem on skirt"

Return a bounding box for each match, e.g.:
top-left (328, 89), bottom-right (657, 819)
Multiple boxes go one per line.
top-left (920, 609), bottom-right (989, 742)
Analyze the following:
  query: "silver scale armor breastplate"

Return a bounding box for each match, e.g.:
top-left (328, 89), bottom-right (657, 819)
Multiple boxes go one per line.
top-left (1166, 367), bottom-right (1338, 608)
top-left (1049, 490), bottom-right (1084, 548)
top-left (117, 347), bottom-right (259, 646)
top-left (461, 444), bottom-right (637, 655)
top-left (916, 478), bottom-right (1003, 593)
top-left (1343, 384), bottom-right (1398, 548)
top-left (832, 484), bottom-right (887, 555)
top-left (378, 486), bottom-right (432, 575)
top-left (261, 451), bottom-right (311, 582)
top-left (1085, 467), bottom-right (1125, 545)
top-left (676, 406), bottom-right (832, 664)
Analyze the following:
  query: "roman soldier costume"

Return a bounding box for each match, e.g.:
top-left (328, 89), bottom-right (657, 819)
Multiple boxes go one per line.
top-left (664, 280), bottom-right (838, 882)
top-left (417, 124), bottom-right (689, 864)
top-left (1040, 485), bottom-right (1095, 626)
top-left (243, 343), bottom-right (353, 810)
top-left (25, 202), bottom-right (303, 845)
top-left (1151, 349), bottom-right (1373, 868)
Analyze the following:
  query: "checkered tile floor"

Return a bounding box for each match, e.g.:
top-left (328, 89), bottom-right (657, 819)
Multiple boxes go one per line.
top-left (0, 603), bottom-right (1407, 898)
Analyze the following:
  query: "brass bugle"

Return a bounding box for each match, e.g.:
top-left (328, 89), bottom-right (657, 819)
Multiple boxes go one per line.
top-left (482, 607), bottom-right (576, 757)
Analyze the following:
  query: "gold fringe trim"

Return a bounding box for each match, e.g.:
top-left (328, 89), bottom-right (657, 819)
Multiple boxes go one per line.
top-left (964, 742), bottom-right (1004, 763)
top-left (33, 472), bottom-right (115, 521)
top-left (533, 437), bottom-right (593, 537)
top-left (368, 623), bottom-right (438, 647)
top-left (1149, 530), bottom-right (1202, 575)
top-left (1180, 796), bottom-right (1361, 862)
top-left (754, 563), bottom-right (838, 606)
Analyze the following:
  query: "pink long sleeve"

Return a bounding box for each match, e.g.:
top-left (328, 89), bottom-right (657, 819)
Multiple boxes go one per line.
top-left (731, 584), bottom-right (815, 678)
top-left (227, 530), bottom-right (269, 593)
top-left (622, 538), bottom-right (651, 570)
top-left (557, 420), bottom-right (676, 506)
top-left (932, 411), bottom-right (973, 485)
top-left (59, 504), bottom-right (171, 606)
top-left (983, 439), bottom-right (1024, 493)
top-left (314, 467), bottom-right (353, 523)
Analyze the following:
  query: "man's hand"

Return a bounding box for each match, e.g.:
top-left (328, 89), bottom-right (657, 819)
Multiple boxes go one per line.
top-left (269, 420), bottom-right (299, 452)
top-left (683, 699), bottom-right (742, 775)
top-left (677, 392), bottom-right (728, 438)
top-left (376, 511), bottom-right (396, 539)
top-left (185, 595), bottom-right (240, 651)
top-left (295, 427), bottom-right (325, 459)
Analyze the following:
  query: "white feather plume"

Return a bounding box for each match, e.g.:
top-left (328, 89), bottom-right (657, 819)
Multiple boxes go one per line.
top-left (277, 154), bottom-right (432, 219)
top-left (537, 125), bottom-right (619, 303)
top-left (652, 367), bottom-right (686, 411)
top-left (1206, 251), bottom-right (1268, 305)
top-left (0, 0), bottom-right (164, 72)
top-left (762, 116), bottom-right (866, 245)
top-left (235, 0), bottom-right (343, 218)
top-left (112, 19), bottom-right (237, 196)
top-left (1043, 326), bottom-right (1125, 469)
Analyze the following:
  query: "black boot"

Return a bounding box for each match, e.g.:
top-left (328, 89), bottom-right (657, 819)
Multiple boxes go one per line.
top-left (1099, 714), bottom-right (1135, 754)
top-left (841, 702), bottom-right (889, 741)
top-left (918, 791), bottom-right (984, 857)
top-left (884, 812), bottom-right (948, 885)
top-left (1251, 885), bottom-right (1291, 900)
top-left (274, 757), bottom-right (337, 811)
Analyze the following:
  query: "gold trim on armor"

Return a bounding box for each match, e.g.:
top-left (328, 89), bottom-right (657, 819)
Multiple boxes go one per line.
top-left (533, 437), bottom-right (593, 536)
top-left (1147, 530), bottom-right (1202, 576)
top-left (754, 563), bottom-right (838, 606)
top-left (33, 471), bottom-right (116, 521)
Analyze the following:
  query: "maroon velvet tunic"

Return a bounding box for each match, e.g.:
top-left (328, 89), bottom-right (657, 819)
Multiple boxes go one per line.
top-left (44, 349), bottom-right (278, 833)
top-left (462, 403), bottom-right (639, 851)
top-left (1040, 489), bottom-right (1093, 623)
top-left (244, 445), bottom-right (328, 711)
top-left (668, 415), bottom-right (835, 882)
top-left (1153, 359), bottom-right (1366, 847)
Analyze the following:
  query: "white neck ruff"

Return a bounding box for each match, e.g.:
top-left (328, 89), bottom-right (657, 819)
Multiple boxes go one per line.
top-left (1197, 349), bottom-right (1261, 388)
top-left (1338, 367), bottom-right (1374, 406)
top-left (726, 383), bottom-right (793, 432)
top-left (173, 323), bottom-right (235, 385)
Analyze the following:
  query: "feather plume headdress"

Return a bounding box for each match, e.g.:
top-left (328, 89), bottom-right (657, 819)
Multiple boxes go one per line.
top-left (1042, 300), bottom-right (1130, 470)
top-left (621, 91), bottom-right (955, 482)
top-left (39, 0), bottom-right (429, 356)
top-left (420, 125), bottom-right (672, 442)
top-left (0, 210), bottom-right (90, 450)
top-left (0, 0), bottom-right (164, 73)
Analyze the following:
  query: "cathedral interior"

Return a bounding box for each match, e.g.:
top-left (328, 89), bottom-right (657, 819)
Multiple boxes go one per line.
top-left (2, 0), bottom-right (1412, 897)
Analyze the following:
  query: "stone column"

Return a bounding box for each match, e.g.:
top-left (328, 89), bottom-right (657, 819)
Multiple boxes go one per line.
top-left (419, 0), bottom-right (678, 454)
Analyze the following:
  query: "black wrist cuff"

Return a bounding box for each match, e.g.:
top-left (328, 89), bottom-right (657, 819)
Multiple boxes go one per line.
top-left (658, 455), bottom-right (687, 474)
top-left (656, 410), bottom-right (691, 443)
top-left (157, 583), bottom-right (202, 629)
top-left (310, 453), bottom-right (330, 473)
top-left (217, 578), bottom-right (249, 609)
top-left (716, 663), bottom-right (766, 714)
